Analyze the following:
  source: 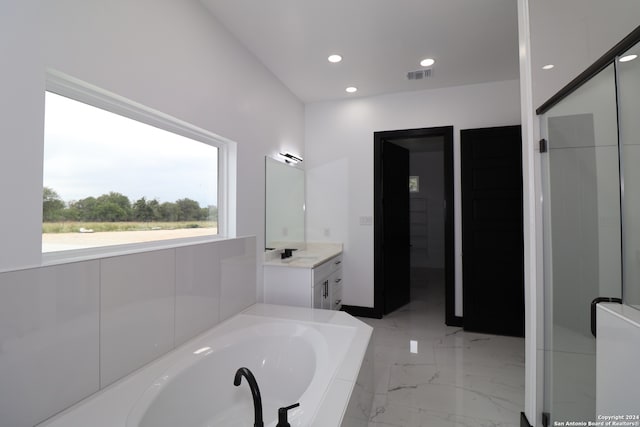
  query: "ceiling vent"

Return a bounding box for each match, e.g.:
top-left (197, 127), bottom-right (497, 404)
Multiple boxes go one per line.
top-left (407, 69), bottom-right (433, 80)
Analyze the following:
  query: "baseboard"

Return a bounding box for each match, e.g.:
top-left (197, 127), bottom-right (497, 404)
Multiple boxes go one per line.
top-left (521, 412), bottom-right (533, 427)
top-left (446, 315), bottom-right (463, 327)
top-left (341, 305), bottom-right (382, 319)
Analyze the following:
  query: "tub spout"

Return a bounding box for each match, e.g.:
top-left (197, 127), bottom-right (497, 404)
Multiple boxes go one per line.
top-left (233, 367), bottom-right (263, 427)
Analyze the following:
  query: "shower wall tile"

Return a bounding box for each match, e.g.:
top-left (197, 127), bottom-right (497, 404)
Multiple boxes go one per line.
top-left (0, 261), bottom-right (100, 427)
top-left (175, 242), bottom-right (221, 346)
top-left (100, 249), bottom-right (175, 387)
top-left (219, 236), bottom-right (257, 320)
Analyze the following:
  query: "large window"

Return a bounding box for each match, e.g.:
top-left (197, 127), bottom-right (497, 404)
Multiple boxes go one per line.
top-left (43, 75), bottom-right (231, 253)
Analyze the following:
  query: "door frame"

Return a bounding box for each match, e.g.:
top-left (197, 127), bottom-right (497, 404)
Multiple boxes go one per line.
top-left (373, 126), bottom-right (458, 324)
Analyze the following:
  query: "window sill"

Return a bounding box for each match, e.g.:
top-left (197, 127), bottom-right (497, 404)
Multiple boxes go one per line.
top-left (40, 234), bottom-right (231, 267)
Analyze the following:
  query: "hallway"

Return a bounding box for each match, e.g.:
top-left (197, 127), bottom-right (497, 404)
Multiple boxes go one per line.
top-left (362, 269), bottom-right (525, 426)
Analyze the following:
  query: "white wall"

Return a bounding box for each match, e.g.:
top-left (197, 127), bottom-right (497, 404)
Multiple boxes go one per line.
top-left (0, 1), bottom-right (303, 425)
top-left (0, 0), bottom-right (305, 292)
top-left (0, 0), bottom-right (44, 270)
top-left (305, 80), bottom-right (521, 310)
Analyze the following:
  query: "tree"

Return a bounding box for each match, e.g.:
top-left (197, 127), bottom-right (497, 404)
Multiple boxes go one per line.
top-left (208, 205), bottom-right (218, 222)
top-left (94, 201), bottom-right (128, 222)
top-left (95, 192), bottom-right (132, 221)
top-left (42, 189), bottom-right (213, 224)
top-left (159, 202), bottom-right (180, 222)
top-left (43, 187), bottom-right (65, 222)
top-left (147, 198), bottom-right (162, 221)
top-left (133, 197), bottom-right (154, 222)
top-left (70, 197), bottom-right (98, 221)
top-left (175, 198), bottom-right (202, 221)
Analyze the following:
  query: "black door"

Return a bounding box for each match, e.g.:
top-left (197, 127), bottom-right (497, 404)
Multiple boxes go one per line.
top-left (461, 125), bottom-right (524, 337)
top-left (382, 141), bottom-right (410, 314)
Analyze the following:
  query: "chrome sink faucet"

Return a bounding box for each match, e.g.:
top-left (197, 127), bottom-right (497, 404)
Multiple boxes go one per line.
top-left (233, 367), bottom-right (263, 427)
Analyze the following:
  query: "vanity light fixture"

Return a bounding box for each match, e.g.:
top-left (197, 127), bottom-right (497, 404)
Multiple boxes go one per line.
top-left (279, 152), bottom-right (303, 164)
top-left (328, 54), bottom-right (343, 63)
top-left (345, 86), bottom-right (358, 93)
top-left (420, 58), bottom-right (435, 67)
top-left (542, 64), bottom-right (555, 70)
top-left (620, 54), bottom-right (638, 62)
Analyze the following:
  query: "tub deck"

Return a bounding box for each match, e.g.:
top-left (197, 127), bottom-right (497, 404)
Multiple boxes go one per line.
top-left (37, 304), bottom-right (373, 427)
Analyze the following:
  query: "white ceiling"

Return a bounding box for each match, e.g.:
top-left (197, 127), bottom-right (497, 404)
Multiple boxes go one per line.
top-left (200, 0), bottom-right (520, 104)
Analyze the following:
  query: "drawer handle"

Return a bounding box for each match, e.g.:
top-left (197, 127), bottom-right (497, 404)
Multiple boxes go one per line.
top-left (335, 278), bottom-right (342, 283)
top-left (334, 260), bottom-right (342, 265)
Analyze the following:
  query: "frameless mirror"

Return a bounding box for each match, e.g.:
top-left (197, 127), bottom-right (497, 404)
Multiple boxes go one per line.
top-left (265, 156), bottom-right (305, 249)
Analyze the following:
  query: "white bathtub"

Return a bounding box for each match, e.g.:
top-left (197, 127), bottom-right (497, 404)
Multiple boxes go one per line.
top-left (39, 304), bottom-right (373, 427)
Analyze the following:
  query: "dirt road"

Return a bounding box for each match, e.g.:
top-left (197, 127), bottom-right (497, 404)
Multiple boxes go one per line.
top-left (42, 228), bottom-right (218, 252)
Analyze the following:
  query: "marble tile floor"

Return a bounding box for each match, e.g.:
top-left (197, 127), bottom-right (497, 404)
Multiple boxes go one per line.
top-left (360, 268), bottom-right (525, 427)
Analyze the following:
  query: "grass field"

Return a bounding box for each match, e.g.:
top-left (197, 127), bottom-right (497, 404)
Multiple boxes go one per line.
top-left (42, 221), bottom-right (217, 234)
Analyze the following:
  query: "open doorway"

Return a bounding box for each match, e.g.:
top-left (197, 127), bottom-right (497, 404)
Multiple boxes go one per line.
top-left (373, 126), bottom-right (458, 325)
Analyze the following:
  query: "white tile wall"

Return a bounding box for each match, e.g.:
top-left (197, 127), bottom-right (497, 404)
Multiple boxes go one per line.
top-left (219, 237), bottom-right (257, 320)
top-left (0, 237), bottom-right (257, 426)
top-left (0, 262), bottom-right (100, 427)
top-left (175, 242), bottom-right (220, 346)
top-left (99, 250), bottom-right (176, 387)
top-left (596, 303), bottom-right (640, 416)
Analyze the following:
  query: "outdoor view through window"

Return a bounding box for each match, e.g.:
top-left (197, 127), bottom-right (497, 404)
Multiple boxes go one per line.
top-left (43, 91), bottom-right (219, 252)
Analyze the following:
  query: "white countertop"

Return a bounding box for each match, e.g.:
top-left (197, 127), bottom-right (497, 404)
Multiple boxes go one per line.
top-left (263, 242), bottom-right (343, 268)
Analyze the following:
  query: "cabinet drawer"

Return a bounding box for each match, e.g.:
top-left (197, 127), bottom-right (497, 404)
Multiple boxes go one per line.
top-left (328, 269), bottom-right (343, 310)
top-left (312, 254), bottom-right (343, 283)
top-left (332, 282), bottom-right (343, 310)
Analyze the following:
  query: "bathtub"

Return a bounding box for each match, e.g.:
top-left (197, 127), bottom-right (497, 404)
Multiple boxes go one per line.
top-left (39, 304), bottom-right (373, 427)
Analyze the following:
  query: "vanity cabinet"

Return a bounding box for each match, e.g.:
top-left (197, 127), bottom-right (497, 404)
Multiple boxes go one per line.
top-left (313, 260), bottom-right (343, 310)
top-left (264, 254), bottom-right (343, 310)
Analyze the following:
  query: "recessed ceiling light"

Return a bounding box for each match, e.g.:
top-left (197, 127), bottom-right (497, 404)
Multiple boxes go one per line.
top-left (328, 54), bottom-right (342, 63)
top-left (345, 86), bottom-right (357, 93)
top-left (620, 54), bottom-right (638, 63)
top-left (542, 64), bottom-right (555, 70)
top-left (420, 58), bottom-right (435, 67)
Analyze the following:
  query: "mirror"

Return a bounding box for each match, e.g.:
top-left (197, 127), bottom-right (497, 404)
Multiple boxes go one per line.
top-left (265, 156), bottom-right (305, 249)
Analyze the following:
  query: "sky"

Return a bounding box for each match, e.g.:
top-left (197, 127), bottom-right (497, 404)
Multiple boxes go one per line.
top-left (43, 92), bottom-right (218, 207)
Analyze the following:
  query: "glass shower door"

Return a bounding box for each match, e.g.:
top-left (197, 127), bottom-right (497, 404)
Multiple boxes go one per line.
top-left (540, 63), bottom-right (622, 424)
top-left (618, 41), bottom-right (640, 310)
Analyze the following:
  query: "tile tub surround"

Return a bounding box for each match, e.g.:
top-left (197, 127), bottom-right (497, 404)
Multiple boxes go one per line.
top-left (264, 242), bottom-right (343, 268)
top-left (596, 303), bottom-right (640, 416)
top-left (365, 269), bottom-right (525, 427)
top-left (37, 304), bottom-right (373, 427)
top-left (0, 236), bottom-right (256, 427)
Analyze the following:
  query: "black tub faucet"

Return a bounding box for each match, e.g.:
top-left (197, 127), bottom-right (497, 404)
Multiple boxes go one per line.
top-left (233, 367), bottom-right (263, 427)
top-left (276, 402), bottom-right (300, 427)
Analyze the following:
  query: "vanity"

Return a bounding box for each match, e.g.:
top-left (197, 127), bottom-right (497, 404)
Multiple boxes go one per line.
top-left (263, 243), bottom-right (343, 310)
top-left (264, 155), bottom-right (343, 310)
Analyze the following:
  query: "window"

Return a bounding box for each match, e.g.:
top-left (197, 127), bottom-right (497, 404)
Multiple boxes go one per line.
top-left (42, 72), bottom-right (234, 253)
top-left (409, 176), bottom-right (420, 192)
